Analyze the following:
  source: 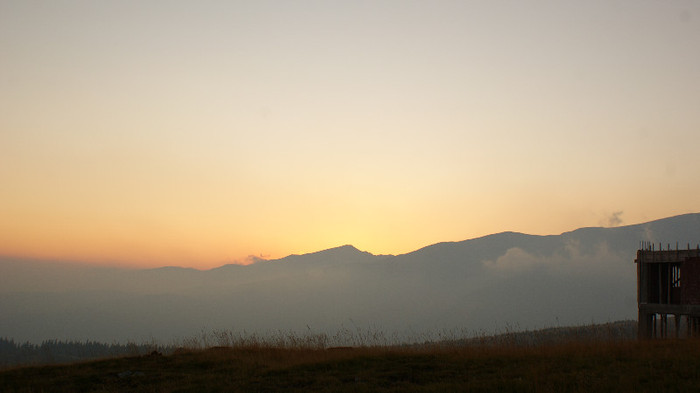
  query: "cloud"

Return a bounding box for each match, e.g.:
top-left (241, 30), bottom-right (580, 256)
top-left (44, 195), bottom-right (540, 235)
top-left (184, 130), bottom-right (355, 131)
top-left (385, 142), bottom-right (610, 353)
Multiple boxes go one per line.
top-left (607, 211), bottom-right (623, 227)
top-left (482, 247), bottom-right (547, 271)
top-left (482, 240), bottom-right (630, 277)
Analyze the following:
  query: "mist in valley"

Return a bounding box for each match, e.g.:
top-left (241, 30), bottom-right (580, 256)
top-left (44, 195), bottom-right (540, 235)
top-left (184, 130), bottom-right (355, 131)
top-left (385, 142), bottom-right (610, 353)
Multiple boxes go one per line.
top-left (1, 213), bottom-right (699, 345)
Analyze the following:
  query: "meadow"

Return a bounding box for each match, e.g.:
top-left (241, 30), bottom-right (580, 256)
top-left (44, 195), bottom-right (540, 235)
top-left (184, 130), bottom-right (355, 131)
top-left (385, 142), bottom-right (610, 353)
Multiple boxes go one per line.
top-left (3, 321), bottom-right (700, 392)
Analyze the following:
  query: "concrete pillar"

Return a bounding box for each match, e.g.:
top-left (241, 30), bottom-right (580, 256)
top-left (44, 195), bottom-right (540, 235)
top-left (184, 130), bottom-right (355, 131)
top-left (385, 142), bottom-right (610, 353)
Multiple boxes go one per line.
top-left (663, 315), bottom-right (668, 338)
top-left (639, 310), bottom-right (654, 339)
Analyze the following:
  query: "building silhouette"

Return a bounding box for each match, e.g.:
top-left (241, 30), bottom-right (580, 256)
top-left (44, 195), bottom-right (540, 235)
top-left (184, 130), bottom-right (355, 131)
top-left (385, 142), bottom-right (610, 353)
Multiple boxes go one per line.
top-left (636, 242), bottom-right (700, 338)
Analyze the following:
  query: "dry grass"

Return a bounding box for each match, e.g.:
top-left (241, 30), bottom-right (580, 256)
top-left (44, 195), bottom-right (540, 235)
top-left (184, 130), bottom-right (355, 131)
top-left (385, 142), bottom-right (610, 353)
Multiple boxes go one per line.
top-left (2, 323), bottom-right (700, 392)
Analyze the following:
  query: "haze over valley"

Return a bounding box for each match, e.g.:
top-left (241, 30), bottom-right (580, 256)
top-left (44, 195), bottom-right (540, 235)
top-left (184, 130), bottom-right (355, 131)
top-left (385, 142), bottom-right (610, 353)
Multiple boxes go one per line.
top-left (2, 213), bottom-right (698, 344)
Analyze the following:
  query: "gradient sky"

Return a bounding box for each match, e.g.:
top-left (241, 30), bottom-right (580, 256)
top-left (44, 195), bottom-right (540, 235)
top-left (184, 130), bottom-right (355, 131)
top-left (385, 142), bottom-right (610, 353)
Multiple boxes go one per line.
top-left (2, 1), bottom-right (699, 269)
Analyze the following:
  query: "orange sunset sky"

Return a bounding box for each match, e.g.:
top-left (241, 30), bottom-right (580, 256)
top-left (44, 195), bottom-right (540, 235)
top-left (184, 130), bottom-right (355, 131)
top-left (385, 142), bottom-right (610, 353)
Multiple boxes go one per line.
top-left (2, 1), bottom-right (699, 269)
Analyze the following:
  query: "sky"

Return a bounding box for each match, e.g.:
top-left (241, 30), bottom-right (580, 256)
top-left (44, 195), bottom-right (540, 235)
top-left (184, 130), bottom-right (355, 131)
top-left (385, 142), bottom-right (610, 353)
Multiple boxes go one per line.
top-left (1, 1), bottom-right (699, 269)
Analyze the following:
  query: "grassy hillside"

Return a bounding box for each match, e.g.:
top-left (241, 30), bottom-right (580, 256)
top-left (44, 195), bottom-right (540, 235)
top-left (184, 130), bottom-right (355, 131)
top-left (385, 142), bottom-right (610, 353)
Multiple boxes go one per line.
top-left (2, 332), bottom-right (700, 392)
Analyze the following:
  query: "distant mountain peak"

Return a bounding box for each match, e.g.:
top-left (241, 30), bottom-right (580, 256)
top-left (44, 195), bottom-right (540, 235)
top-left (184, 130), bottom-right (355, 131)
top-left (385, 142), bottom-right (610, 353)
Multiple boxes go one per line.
top-left (268, 244), bottom-right (383, 267)
top-left (324, 244), bottom-right (362, 253)
top-left (286, 244), bottom-right (363, 257)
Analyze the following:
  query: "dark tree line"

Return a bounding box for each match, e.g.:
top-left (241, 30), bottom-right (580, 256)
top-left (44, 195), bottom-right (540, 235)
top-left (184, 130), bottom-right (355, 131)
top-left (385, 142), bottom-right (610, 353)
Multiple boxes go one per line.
top-left (0, 337), bottom-right (173, 368)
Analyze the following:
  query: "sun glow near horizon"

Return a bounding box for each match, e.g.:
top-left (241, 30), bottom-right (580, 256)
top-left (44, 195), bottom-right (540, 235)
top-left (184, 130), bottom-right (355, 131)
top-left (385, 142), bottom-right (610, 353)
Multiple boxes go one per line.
top-left (2, 1), bottom-right (699, 269)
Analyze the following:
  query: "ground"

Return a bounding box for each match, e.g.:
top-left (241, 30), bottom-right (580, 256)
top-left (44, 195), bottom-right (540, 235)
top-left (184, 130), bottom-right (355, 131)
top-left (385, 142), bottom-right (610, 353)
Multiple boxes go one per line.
top-left (2, 338), bottom-right (700, 392)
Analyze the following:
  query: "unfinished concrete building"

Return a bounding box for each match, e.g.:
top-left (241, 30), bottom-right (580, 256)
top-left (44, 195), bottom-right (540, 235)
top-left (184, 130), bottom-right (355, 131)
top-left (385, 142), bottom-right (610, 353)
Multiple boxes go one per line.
top-left (636, 242), bottom-right (700, 338)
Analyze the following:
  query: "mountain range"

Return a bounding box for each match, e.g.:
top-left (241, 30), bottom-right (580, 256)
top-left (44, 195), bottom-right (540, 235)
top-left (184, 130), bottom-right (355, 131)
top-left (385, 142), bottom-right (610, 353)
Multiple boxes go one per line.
top-left (1, 213), bottom-right (699, 344)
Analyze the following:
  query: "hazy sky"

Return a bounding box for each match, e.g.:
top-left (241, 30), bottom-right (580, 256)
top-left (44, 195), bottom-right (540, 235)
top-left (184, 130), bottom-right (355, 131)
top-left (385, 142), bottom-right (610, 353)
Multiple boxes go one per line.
top-left (2, 1), bottom-right (699, 269)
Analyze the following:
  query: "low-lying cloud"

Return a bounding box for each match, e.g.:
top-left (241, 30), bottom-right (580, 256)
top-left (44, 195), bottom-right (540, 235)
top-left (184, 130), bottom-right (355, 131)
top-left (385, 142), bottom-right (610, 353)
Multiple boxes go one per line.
top-left (482, 247), bottom-right (546, 271)
top-left (483, 239), bottom-right (630, 277)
